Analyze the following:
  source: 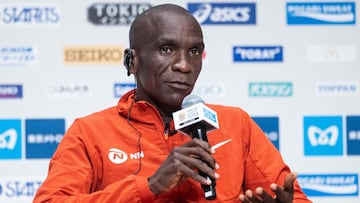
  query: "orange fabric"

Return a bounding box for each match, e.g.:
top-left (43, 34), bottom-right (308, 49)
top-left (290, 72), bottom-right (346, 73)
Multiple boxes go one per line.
top-left (33, 90), bottom-right (312, 202)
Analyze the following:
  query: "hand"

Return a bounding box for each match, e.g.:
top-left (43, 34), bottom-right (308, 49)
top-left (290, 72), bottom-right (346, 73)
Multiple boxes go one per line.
top-left (239, 172), bottom-right (297, 203)
top-left (148, 139), bottom-right (219, 195)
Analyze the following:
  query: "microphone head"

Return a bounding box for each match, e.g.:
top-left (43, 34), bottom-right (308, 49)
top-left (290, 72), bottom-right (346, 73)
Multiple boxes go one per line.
top-left (182, 94), bottom-right (204, 109)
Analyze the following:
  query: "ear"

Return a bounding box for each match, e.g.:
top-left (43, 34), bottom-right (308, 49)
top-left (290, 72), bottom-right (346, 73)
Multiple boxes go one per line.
top-left (123, 48), bottom-right (138, 76)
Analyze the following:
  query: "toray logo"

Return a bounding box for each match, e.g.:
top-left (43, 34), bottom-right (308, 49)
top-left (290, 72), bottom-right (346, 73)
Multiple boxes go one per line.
top-left (0, 84), bottom-right (22, 98)
top-left (108, 148), bottom-right (144, 164)
top-left (287, 2), bottom-right (356, 25)
top-left (304, 116), bottom-right (343, 156)
top-left (233, 46), bottom-right (283, 62)
top-left (249, 82), bottom-right (292, 97)
top-left (0, 3), bottom-right (60, 27)
top-left (0, 119), bottom-right (21, 160)
top-left (114, 83), bottom-right (136, 98)
top-left (88, 3), bottom-right (151, 25)
top-left (252, 117), bottom-right (279, 150)
top-left (346, 116), bottom-right (360, 155)
top-left (298, 174), bottom-right (359, 196)
top-left (187, 3), bottom-right (256, 25)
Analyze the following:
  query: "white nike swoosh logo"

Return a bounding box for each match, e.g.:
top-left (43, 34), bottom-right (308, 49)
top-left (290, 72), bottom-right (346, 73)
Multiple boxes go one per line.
top-left (211, 139), bottom-right (232, 151)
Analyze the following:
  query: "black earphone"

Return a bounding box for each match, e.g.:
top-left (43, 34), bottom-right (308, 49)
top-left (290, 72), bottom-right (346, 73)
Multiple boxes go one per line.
top-left (123, 49), bottom-right (133, 76)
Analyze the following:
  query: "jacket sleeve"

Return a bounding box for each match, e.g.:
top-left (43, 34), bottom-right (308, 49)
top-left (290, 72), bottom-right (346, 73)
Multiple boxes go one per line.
top-left (33, 119), bottom-right (157, 203)
top-left (243, 117), bottom-right (312, 203)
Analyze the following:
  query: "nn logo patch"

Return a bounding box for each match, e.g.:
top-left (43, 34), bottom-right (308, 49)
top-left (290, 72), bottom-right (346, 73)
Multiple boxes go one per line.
top-left (304, 116), bottom-right (343, 156)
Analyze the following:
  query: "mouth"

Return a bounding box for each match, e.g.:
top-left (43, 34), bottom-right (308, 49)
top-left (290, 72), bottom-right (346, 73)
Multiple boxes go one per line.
top-left (167, 81), bottom-right (192, 90)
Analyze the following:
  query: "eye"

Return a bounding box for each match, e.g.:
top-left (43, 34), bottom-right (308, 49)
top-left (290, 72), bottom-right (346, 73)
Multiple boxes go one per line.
top-left (189, 48), bottom-right (201, 56)
top-left (159, 46), bottom-right (173, 55)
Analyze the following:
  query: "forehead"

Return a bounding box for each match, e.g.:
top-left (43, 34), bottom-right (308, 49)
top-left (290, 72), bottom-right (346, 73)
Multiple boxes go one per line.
top-left (137, 10), bottom-right (203, 48)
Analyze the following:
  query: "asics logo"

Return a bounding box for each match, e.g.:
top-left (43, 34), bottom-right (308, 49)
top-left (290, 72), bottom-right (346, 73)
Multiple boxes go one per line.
top-left (0, 129), bottom-right (17, 150)
top-left (308, 125), bottom-right (338, 146)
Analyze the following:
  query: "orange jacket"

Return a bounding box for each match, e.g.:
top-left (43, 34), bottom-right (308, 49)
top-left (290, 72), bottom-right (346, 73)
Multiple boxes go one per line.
top-left (33, 90), bottom-right (311, 202)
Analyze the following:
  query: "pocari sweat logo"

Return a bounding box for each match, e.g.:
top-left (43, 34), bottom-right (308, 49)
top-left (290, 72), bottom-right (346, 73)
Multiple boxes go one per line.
top-left (249, 82), bottom-right (292, 97)
top-left (0, 119), bottom-right (21, 159)
top-left (233, 46), bottom-right (283, 62)
top-left (0, 3), bottom-right (60, 27)
top-left (287, 2), bottom-right (356, 25)
top-left (346, 116), bottom-right (360, 155)
top-left (304, 116), bottom-right (343, 156)
top-left (114, 83), bottom-right (136, 98)
top-left (187, 3), bottom-right (256, 25)
top-left (298, 174), bottom-right (358, 196)
top-left (252, 117), bottom-right (279, 150)
top-left (0, 46), bottom-right (38, 66)
top-left (25, 119), bottom-right (65, 159)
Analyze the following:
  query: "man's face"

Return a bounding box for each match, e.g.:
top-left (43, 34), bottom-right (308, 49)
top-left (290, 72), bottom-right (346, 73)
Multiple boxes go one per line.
top-left (134, 12), bottom-right (204, 109)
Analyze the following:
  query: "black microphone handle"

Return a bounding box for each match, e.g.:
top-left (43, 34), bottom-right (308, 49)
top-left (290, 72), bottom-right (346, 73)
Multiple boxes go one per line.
top-left (190, 124), bottom-right (217, 200)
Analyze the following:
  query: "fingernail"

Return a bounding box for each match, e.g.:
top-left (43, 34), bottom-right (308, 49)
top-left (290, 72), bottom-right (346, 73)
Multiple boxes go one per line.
top-left (215, 163), bottom-right (220, 169)
top-left (215, 172), bottom-right (220, 179)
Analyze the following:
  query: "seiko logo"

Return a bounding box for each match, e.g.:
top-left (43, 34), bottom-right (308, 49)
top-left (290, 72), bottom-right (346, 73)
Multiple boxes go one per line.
top-left (63, 46), bottom-right (123, 65)
top-left (108, 148), bottom-right (144, 164)
top-left (88, 3), bottom-right (151, 25)
top-left (0, 129), bottom-right (17, 150)
top-left (249, 82), bottom-right (292, 97)
top-left (0, 46), bottom-right (38, 66)
top-left (233, 46), bottom-right (283, 62)
top-left (287, 2), bottom-right (356, 25)
top-left (308, 126), bottom-right (338, 146)
top-left (0, 4), bottom-right (60, 27)
top-left (188, 3), bottom-right (256, 25)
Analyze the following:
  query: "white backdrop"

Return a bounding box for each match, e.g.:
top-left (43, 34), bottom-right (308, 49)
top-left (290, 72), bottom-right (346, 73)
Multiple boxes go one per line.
top-left (0, 0), bottom-right (359, 202)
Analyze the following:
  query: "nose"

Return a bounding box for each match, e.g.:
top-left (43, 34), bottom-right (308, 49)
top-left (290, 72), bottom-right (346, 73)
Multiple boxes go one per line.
top-left (172, 51), bottom-right (192, 72)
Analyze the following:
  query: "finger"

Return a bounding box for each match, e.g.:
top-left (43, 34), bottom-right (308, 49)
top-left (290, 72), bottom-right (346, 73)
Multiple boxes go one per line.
top-left (174, 151), bottom-right (218, 181)
top-left (255, 187), bottom-right (274, 202)
top-left (283, 172), bottom-right (297, 192)
top-left (245, 190), bottom-right (263, 203)
top-left (184, 138), bottom-right (213, 154)
top-left (173, 144), bottom-right (217, 169)
top-left (239, 194), bottom-right (250, 203)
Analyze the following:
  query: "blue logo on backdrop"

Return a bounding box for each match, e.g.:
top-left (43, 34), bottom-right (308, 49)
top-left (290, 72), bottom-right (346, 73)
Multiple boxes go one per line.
top-left (0, 178), bottom-right (43, 200)
top-left (252, 117), bottom-right (279, 150)
top-left (249, 82), bottom-right (292, 97)
top-left (25, 119), bottom-right (65, 159)
top-left (0, 46), bottom-right (37, 66)
top-left (304, 116), bottom-right (343, 156)
top-left (287, 2), bottom-right (356, 25)
top-left (0, 84), bottom-right (22, 98)
top-left (346, 116), bottom-right (360, 155)
top-left (0, 5), bottom-right (60, 25)
top-left (114, 83), bottom-right (136, 98)
top-left (187, 3), bottom-right (256, 25)
top-left (298, 174), bottom-right (359, 196)
top-left (233, 46), bottom-right (283, 62)
top-left (0, 119), bottom-right (21, 159)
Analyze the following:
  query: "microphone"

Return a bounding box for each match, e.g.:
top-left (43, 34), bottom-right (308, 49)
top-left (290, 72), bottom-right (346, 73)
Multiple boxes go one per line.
top-left (172, 94), bottom-right (219, 200)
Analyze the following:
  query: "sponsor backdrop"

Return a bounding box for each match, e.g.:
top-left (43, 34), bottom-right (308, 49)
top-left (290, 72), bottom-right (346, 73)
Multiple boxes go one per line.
top-left (0, 0), bottom-right (359, 202)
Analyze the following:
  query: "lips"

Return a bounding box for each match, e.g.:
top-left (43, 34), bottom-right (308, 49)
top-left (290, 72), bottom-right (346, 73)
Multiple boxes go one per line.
top-left (167, 81), bottom-right (192, 90)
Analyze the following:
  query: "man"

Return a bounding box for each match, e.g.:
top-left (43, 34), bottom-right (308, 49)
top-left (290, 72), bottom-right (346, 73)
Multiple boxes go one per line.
top-left (33, 4), bottom-right (312, 203)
